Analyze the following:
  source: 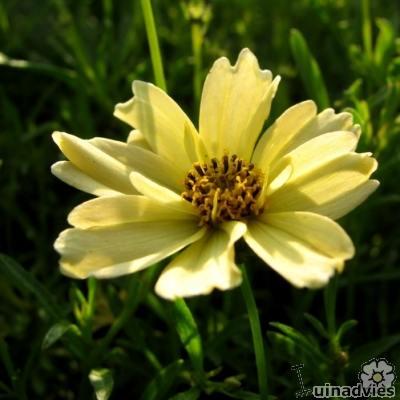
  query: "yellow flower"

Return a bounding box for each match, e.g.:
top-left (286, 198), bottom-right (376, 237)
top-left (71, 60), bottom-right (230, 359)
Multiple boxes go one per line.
top-left (52, 49), bottom-right (378, 299)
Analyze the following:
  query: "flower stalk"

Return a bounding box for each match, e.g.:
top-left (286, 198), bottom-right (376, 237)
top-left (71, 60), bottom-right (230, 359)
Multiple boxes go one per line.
top-left (240, 265), bottom-right (269, 399)
top-left (140, 0), bottom-right (205, 387)
top-left (140, 0), bottom-right (167, 91)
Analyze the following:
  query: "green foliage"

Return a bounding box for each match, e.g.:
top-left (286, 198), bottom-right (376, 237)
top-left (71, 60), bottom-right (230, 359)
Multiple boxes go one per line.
top-left (89, 368), bottom-right (114, 400)
top-left (289, 29), bottom-right (330, 109)
top-left (0, 0), bottom-right (399, 399)
top-left (171, 299), bottom-right (204, 383)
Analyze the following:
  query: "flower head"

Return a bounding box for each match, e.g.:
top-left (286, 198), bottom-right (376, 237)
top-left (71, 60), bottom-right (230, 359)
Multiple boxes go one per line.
top-left (52, 49), bottom-right (378, 299)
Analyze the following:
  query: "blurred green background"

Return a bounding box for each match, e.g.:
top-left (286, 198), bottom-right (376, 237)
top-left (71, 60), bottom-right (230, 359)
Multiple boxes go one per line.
top-left (0, 0), bottom-right (399, 399)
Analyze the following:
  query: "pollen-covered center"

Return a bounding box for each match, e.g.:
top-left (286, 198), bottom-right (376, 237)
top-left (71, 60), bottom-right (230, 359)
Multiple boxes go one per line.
top-left (182, 154), bottom-right (264, 226)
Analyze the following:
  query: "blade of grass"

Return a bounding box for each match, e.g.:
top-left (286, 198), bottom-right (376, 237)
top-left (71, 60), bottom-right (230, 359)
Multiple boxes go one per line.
top-left (240, 265), bottom-right (268, 400)
top-left (0, 53), bottom-right (78, 88)
top-left (361, 0), bottom-right (373, 59)
top-left (89, 368), bottom-right (114, 400)
top-left (140, 359), bottom-right (184, 400)
top-left (172, 299), bottom-right (204, 384)
top-left (0, 254), bottom-right (63, 320)
top-left (140, 0), bottom-right (167, 91)
top-left (289, 29), bottom-right (330, 109)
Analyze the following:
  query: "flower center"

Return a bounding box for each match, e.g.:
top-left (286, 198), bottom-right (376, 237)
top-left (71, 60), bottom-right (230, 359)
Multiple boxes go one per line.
top-left (372, 372), bottom-right (384, 383)
top-left (182, 154), bottom-right (265, 226)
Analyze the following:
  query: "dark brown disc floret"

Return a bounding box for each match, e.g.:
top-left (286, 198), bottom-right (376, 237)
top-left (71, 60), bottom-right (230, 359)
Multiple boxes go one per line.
top-left (182, 154), bottom-right (265, 226)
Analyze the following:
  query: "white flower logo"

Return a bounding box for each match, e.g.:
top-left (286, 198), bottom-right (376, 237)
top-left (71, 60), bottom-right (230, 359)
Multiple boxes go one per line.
top-left (360, 358), bottom-right (396, 388)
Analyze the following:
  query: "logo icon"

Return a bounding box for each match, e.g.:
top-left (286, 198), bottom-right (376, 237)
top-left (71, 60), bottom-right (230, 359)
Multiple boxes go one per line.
top-left (360, 358), bottom-right (396, 389)
top-left (293, 357), bottom-right (396, 398)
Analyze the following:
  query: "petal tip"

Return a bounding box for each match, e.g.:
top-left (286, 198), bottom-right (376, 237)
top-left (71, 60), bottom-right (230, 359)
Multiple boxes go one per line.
top-left (53, 229), bottom-right (69, 253)
top-left (60, 263), bottom-right (87, 279)
top-left (238, 47), bottom-right (256, 60)
top-left (50, 160), bottom-right (64, 176)
top-left (52, 131), bottom-right (65, 146)
top-left (371, 179), bottom-right (380, 188)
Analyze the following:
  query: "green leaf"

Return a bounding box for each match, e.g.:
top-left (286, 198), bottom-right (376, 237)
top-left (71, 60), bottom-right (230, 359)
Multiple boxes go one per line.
top-left (215, 389), bottom-right (277, 400)
top-left (374, 19), bottom-right (395, 71)
top-left (304, 313), bottom-right (328, 339)
top-left (0, 254), bottom-right (63, 320)
top-left (0, 339), bottom-right (14, 381)
top-left (0, 381), bottom-right (12, 394)
top-left (0, 52), bottom-right (78, 88)
top-left (349, 335), bottom-right (400, 369)
top-left (289, 29), bottom-right (330, 109)
top-left (323, 276), bottom-right (337, 336)
top-left (140, 359), bottom-right (184, 400)
top-left (269, 322), bottom-right (327, 363)
top-left (169, 387), bottom-right (201, 400)
top-left (42, 321), bottom-right (75, 350)
top-left (171, 299), bottom-right (204, 381)
top-left (89, 368), bottom-right (114, 400)
top-left (335, 320), bottom-right (357, 344)
top-left (0, 255), bottom-right (86, 359)
top-left (267, 331), bottom-right (298, 360)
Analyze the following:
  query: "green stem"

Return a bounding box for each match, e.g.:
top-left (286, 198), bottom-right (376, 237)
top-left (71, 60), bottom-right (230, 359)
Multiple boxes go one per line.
top-left (84, 275), bottom-right (142, 370)
top-left (324, 275), bottom-right (337, 337)
top-left (82, 277), bottom-right (97, 340)
top-left (240, 266), bottom-right (268, 399)
top-left (361, 0), bottom-right (372, 59)
top-left (140, 0), bottom-right (167, 91)
top-left (173, 298), bottom-right (205, 384)
top-left (191, 21), bottom-right (203, 111)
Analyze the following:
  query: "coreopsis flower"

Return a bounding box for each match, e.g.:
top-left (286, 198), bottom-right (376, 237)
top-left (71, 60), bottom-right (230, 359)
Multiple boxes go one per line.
top-left (52, 49), bottom-right (378, 299)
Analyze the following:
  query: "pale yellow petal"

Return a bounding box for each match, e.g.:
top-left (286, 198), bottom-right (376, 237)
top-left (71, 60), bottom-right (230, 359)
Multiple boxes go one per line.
top-left (55, 220), bottom-right (206, 279)
top-left (292, 108), bottom-right (361, 147)
top-left (52, 132), bottom-right (136, 194)
top-left (155, 221), bottom-right (246, 299)
top-left (252, 100), bottom-right (317, 171)
top-left (114, 81), bottom-right (199, 170)
top-left (51, 161), bottom-right (120, 196)
top-left (275, 108), bottom-right (361, 160)
top-left (252, 104), bottom-right (361, 172)
top-left (270, 131), bottom-right (359, 183)
top-left (68, 194), bottom-right (198, 229)
top-left (268, 153), bottom-right (378, 218)
top-left (129, 171), bottom-right (197, 216)
top-left (126, 130), bottom-right (151, 150)
top-left (199, 48), bottom-right (279, 160)
top-left (89, 137), bottom-right (184, 192)
top-left (245, 221), bottom-right (341, 288)
top-left (301, 179), bottom-right (380, 220)
top-left (260, 212), bottom-right (354, 262)
top-left (265, 162), bottom-right (293, 196)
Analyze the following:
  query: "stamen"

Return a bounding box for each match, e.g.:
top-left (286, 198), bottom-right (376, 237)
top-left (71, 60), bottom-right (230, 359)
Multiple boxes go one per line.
top-left (181, 154), bottom-right (265, 226)
top-left (223, 155), bottom-right (229, 173)
top-left (194, 162), bottom-right (205, 176)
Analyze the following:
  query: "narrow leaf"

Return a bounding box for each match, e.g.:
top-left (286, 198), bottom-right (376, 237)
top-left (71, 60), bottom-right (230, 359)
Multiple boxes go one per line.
top-left (171, 299), bottom-right (204, 380)
top-left (335, 320), bottom-right (357, 343)
top-left (42, 321), bottom-right (74, 350)
top-left (0, 52), bottom-right (78, 87)
top-left (374, 19), bottom-right (395, 69)
top-left (349, 334), bottom-right (400, 370)
top-left (89, 368), bottom-right (114, 400)
top-left (0, 339), bottom-right (14, 381)
top-left (140, 359), bottom-right (184, 400)
top-left (0, 254), bottom-right (63, 320)
top-left (290, 29), bottom-right (330, 109)
top-left (304, 313), bottom-right (328, 339)
top-left (169, 387), bottom-right (201, 400)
